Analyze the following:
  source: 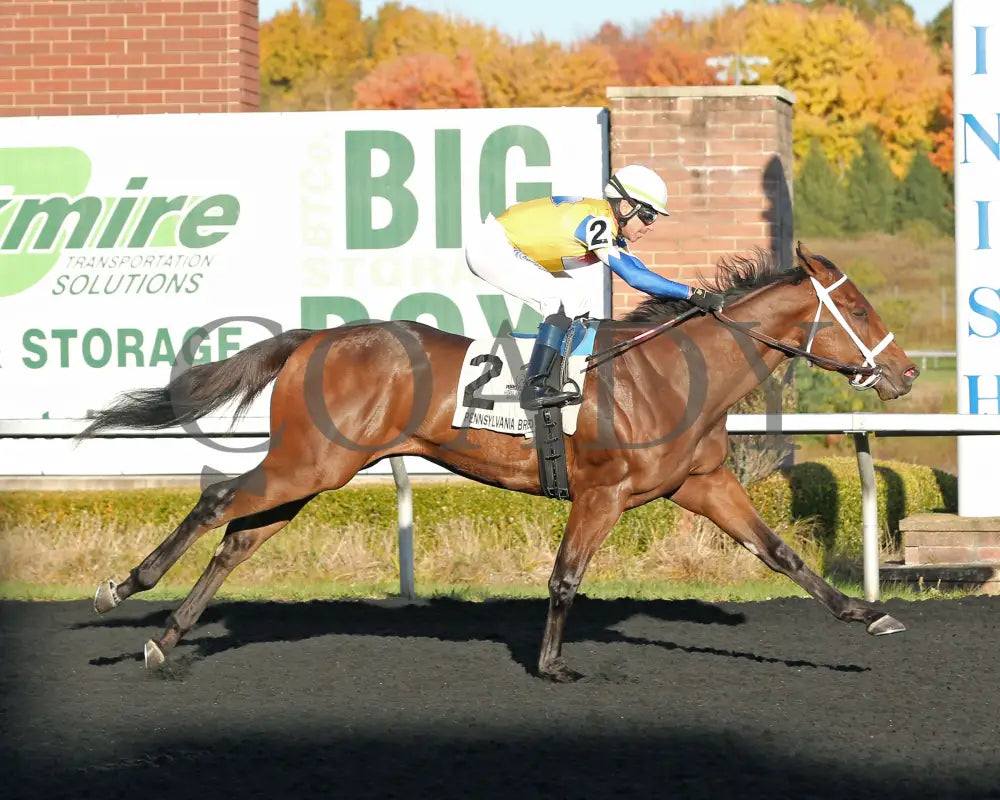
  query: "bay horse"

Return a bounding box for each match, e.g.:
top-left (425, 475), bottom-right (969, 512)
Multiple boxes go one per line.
top-left (82, 243), bottom-right (919, 681)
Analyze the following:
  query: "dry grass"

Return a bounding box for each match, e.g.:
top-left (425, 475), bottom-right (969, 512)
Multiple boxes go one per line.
top-left (0, 509), bottom-right (830, 592)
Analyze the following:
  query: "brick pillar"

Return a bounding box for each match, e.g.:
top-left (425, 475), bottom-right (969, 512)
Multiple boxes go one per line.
top-left (607, 86), bottom-right (796, 315)
top-left (0, 0), bottom-right (259, 116)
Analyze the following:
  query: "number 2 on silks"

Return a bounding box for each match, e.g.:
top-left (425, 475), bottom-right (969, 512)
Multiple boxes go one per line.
top-left (463, 354), bottom-right (503, 410)
top-left (584, 216), bottom-right (612, 249)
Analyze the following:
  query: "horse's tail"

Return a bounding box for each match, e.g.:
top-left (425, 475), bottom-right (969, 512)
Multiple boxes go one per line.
top-left (77, 328), bottom-right (316, 439)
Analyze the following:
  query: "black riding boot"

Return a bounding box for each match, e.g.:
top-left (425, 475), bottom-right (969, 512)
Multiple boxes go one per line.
top-left (520, 313), bottom-right (581, 411)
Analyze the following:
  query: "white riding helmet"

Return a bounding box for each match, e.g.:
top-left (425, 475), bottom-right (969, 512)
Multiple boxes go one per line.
top-left (604, 164), bottom-right (670, 216)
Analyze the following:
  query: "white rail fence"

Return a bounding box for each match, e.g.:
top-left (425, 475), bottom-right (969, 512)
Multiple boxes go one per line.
top-left (3, 413), bottom-right (999, 603)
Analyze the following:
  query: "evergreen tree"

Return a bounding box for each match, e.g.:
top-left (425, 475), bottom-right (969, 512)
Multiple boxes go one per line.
top-left (926, 3), bottom-right (953, 51)
top-left (794, 139), bottom-right (846, 237)
top-left (843, 128), bottom-right (898, 234)
top-left (893, 145), bottom-right (953, 234)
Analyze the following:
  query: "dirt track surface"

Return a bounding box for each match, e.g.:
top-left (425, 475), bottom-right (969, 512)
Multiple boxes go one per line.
top-left (2, 594), bottom-right (999, 800)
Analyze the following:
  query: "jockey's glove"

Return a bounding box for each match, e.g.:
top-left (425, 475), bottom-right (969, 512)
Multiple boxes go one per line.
top-left (689, 288), bottom-right (726, 312)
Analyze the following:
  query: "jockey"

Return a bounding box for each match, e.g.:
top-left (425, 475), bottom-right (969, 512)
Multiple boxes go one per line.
top-left (464, 163), bottom-right (726, 411)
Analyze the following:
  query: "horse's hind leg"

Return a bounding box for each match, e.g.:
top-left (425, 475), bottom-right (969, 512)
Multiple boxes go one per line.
top-left (94, 474), bottom-right (248, 613)
top-left (94, 446), bottom-right (357, 613)
top-left (670, 467), bottom-right (904, 635)
top-left (142, 494), bottom-right (314, 668)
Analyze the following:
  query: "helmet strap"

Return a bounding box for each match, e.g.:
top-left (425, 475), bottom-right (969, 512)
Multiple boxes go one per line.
top-left (607, 175), bottom-right (641, 228)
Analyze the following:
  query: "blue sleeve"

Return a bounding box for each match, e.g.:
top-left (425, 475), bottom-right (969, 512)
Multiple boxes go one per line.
top-left (605, 249), bottom-right (692, 299)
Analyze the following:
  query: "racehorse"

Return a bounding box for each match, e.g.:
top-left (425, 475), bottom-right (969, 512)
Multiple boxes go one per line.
top-left (82, 243), bottom-right (919, 681)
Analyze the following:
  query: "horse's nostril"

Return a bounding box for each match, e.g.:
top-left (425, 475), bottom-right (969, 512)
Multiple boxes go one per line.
top-left (903, 366), bottom-right (919, 382)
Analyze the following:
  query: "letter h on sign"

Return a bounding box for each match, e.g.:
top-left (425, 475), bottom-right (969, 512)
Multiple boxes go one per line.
top-left (967, 375), bottom-right (1000, 414)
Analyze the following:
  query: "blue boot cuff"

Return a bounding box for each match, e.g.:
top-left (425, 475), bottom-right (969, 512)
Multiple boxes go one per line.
top-left (537, 323), bottom-right (566, 350)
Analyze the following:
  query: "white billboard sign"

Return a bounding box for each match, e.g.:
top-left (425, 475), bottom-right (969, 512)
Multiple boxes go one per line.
top-left (954, 0), bottom-right (1000, 516)
top-left (0, 108), bottom-right (609, 477)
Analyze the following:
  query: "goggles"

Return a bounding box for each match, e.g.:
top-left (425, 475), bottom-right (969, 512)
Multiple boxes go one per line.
top-left (635, 203), bottom-right (658, 225)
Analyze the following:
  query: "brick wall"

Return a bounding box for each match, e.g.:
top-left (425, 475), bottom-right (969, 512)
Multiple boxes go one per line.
top-left (607, 86), bottom-right (795, 315)
top-left (0, 0), bottom-right (259, 116)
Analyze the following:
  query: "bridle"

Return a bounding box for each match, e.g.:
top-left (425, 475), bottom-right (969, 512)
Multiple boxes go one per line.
top-left (797, 274), bottom-right (893, 389)
top-left (586, 274), bottom-right (893, 389)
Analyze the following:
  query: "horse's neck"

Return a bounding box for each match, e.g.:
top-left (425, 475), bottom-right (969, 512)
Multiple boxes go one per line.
top-left (697, 281), bottom-right (807, 417)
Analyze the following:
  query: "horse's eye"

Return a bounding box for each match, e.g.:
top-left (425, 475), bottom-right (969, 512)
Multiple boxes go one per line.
top-left (852, 308), bottom-right (867, 319)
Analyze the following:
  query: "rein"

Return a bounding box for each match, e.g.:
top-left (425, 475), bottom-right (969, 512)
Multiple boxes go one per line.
top-left (583, 306), bottom-right (702, 370)
top-left (584, 275), bottom-right (889, 385)
top-left (710, 310), bottom-right (880, 379)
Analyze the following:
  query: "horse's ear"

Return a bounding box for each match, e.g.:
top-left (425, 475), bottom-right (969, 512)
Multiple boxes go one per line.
top-left (795, 241), bottom-right (826, 280)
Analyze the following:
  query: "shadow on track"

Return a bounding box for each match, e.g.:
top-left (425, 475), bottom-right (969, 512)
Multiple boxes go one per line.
top-left (76, 596), bottom-right (868, 675)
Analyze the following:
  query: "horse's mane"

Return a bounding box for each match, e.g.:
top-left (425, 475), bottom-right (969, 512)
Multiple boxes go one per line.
top-left (620, 247), bottom-right (810, 324)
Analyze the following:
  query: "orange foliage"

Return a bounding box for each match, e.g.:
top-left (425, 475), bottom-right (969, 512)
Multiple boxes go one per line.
top-left (930, 90), bottom-right (954, 176)
top-left (262, 0), bottom-right (955, 185)
top-left (589, 22), bottom-right (651, 85)
top-left (865, 15), bottom-right (949, 176)
top-left (593, 12), bottom-right (725, 88)
top-left (260, 0), bottom-right (367, 110)
top-left (928, 43), bottom-right (954, 175)
top-left (509, 41), bottom-right (619, 107)
top-left (353, 52), bottom-right (484, 110)
top-left (645, 41), bottom-right (718, 86)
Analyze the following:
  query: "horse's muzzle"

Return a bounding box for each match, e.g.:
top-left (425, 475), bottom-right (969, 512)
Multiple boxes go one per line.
top-left (875, 363), bottom-right (919, 400)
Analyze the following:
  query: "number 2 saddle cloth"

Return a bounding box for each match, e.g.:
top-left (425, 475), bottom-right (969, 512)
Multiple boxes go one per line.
top-left (450, 319), bottom-right (600, 439)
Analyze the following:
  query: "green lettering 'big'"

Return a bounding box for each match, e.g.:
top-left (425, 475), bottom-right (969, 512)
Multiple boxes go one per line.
top-left (344, 126), bottom-right (553, 251)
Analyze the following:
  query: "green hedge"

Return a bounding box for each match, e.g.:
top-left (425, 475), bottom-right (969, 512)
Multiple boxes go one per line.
top-left (1, 458), bottom-right (955, 561)
top-left (748, 457), bottom-right (956, 558)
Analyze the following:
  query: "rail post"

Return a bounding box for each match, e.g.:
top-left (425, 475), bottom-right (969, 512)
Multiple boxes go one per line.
top-left (390, 457), bottom-right (415, 600)
top-left (850, 431), bottom-right (880, 602)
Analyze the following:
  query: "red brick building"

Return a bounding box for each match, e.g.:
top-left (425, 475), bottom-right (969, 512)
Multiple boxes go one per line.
top-left (0, 0), bottom-right (258, 115)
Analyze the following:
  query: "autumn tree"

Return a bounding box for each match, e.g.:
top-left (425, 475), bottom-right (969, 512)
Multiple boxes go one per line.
top-left (865, 12), bottom-right (949, 176)
top-left (366, 4), bottom-right (526, 108)
top-left (354, 52), bottom-right (484, 109)
top-left (370, 4), bottom-right (473, 64)
top-left (259, 0), bottom-right (368, 111)
top-left (746, 0), bottom-right (916, 22)
top-left (644, 39), bottom-right (718, 86)
top-left (497, 40), bottom-right (619, 107)
top-left (260, 5), bottom-right (314, 105)
top-left (589, 23), bottom-right (651, 85)
top-left (737, 2), bottom-right (945, 177)
top-left (804, 0), bottom-right (914, 23)
top-left (927, 41), bottom-right (954, 176)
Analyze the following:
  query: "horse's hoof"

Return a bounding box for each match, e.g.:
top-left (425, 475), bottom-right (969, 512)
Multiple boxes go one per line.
top-left (867, 614), bottom-right (906, 636)
top-left (93, 580), bottom-right (120, 614)
top-left (539, 659), bottom-right (585, 683)
top-left (144, 639), bottom-right (165, 669)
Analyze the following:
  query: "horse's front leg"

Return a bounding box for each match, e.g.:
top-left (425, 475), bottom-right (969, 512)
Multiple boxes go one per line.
top-left (670, 466), bottom-right (904, 635)
top-left (538, 486), bottom-right (627, 682)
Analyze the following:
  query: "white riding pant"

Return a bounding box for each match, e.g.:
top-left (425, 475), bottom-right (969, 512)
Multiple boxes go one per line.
top-left (464, 214), bottom-right (593, 319)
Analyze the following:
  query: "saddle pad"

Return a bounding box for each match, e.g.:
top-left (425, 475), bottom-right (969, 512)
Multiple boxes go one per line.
top-left (451, 334), bottom-right (592, 439)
